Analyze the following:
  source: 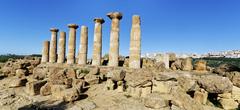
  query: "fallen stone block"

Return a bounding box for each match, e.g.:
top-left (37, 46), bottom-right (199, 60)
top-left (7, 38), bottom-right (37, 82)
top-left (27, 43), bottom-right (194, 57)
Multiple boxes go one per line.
top-left (32, 67), bottom-right (48, 80)
top-left (219, 98), bottom-right (238, 110)
top-left (194, 60), bottom-right (207, 72)
top-left (152, 81), bottom-right (173, 94)
top-left (193, 89), bottom-right (208, 105)
top-left (144, 93), bottom-right (170, 109)
top-left (49, 69), bottom-right (67, 85)
top-left (26, 80), bottom-right (47, 96)
top-left (66, 68), bottom-right (76, 79)
top-left (182, 57), bottom-right (193, 71)
top-left (84, 74), bottom-right (100, 85)
top-left (72, 79), bottom-right (85, 93)
top-left (40, 83), bottom-right (52, 96)
top-left (127, 86), bottom-right (142, 98)
top-left (16, 69), bottom-right (29, 78)
top-left (104, 79), bottom-right (115, 90)
top-left (141, 86), bottom-right (152, 98)
top-left (51, 85), bottom-right (79, 102)
top-left (106, 69), bottom-right (126, 81)
top-left (232, 86), bottom-right (240, 102)
top-left (62, 88), bottom-right (80, 102)
top-left (88, 67), bottom-right (99, 75)
top-left (9, 77), bottom-right (28, 88)
top-left (197, 75), bottom-right (233, 93)
top-left (116, 81), bottom-right (125, 93)
top-left (51, 85), bottom-right (68, 100)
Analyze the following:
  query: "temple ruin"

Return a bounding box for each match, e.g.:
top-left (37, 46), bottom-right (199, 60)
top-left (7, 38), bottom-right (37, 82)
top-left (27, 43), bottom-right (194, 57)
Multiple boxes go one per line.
top-left (41, 12), bottom-right (141, 68)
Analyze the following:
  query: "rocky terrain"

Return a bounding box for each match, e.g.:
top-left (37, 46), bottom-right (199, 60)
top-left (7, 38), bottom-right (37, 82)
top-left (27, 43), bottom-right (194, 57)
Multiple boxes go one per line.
top-left (0, 56), bottom-right (240, 110)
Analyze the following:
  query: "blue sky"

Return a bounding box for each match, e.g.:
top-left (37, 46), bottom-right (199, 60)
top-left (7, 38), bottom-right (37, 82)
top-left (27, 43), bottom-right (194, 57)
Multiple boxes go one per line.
top-left (0, 0), bottom-right (239, 56)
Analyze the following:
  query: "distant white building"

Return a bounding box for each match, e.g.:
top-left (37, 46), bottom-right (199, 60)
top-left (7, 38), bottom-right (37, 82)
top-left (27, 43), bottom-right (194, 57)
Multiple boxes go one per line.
top-left (142, 49), bottom-right (240, 59)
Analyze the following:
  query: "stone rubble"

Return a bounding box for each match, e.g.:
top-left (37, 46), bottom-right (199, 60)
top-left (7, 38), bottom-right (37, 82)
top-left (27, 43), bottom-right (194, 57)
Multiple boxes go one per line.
top-left (0, 12), bottom-right (240, 110)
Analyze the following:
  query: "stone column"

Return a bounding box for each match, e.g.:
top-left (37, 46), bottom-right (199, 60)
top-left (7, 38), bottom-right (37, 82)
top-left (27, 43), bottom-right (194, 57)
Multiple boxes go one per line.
top-left (156, 54), bottom-right (170, 69)
top-left (57, 32), bottom-right (66, 63)
top-left (49, 28), bottom-right (59, 63)
top-left (182, 57), bottom-right (193, 71)
top-left (41, 41), bottom-right (50, 63)
top-left (129, 15), bottom-right (141, 68)
top-left (67, 24), bottom-right (79, 64)
top-left (92, 18), bottom-right (105, 66)
top-left (78, 26), bottom-right (88, 65)
top-left (107, 12), bottom-right (122, 67)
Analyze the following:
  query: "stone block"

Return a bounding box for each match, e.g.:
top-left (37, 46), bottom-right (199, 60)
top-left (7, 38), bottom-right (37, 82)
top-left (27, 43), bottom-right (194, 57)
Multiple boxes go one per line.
top-left (16, 69), bottom-right (28, 78)
top-left (106, 69), bottom-right (126, 81)
top-left (32, 67), bottom-right (48, 80)
top-left (193, 89), bottom-right (208, 105)
top-left (127, 86), bottom-right (142, 98)
top-left (26, 80), bottom-right (47, 96)
top-left (88, 67), bottom-right (100, 75)
top-left (51, 85), bottom-right (79, 102)
top-left (72, 79), bottom-right (85, 93)
top-left (141, 87), bottom-right (152, 98)
top-left (40, 83), bottom-right (52, 96)
top-left (182, 57), bottom-right (193, 71)
top-left (62, 88), bottom-right (80, 102)
top-left (219, 98), bottom-right (238, 110)
top-left (9, 77), bottom-right (28, 88)
top-left (105, 79), bottom-right (115, 90)
top-left (194, 60), bottom-right (207, 72)
top-left (144, 93), bottom-right (169, 109)
top-left (152, 81), bottom-right (171, 94)
top-left (66, 68), bottom-right (76, 79)
top-left (232, 86), bottom-right (240, 102)
top-left (116, 81), bottom-right (125, 92)
top-left (51, 85), bottom-right (68, 100)
top-left (84, 74), bottom-right (100, 85)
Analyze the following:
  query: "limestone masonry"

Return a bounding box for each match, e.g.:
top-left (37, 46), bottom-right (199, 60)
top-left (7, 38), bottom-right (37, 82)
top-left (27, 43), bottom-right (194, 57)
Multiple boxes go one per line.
top-left (49, 28), bottom-right (59, 63)
top-left (92, 18), bottom-right (104, 66)
top-left (2, 12), bottom-right (240, 110)
top-left (78, 26), bottom-right (88, 65)
top-left (41, 12), bottom-right (142, 68)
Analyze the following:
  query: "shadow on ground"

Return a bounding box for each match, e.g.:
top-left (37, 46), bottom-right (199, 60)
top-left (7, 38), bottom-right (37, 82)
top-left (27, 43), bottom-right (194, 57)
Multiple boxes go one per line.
top-left (18, 94), bottom-right (89, 110)
top-left (18, 101), bottom-right (68, 110)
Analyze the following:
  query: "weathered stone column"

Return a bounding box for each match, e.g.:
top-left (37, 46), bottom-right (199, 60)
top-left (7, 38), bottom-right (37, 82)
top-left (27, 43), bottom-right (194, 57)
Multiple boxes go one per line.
top-left (182, 57), bottom-right (193, 71)
top-left (41, 41), bottom-right (50, 63)
top-left (129, 15), bottom-right (141, 68)
top-left (67, 24), bottom-right (79, 64)
top-left (156, 54), bottom-right (170, 69)
top-left (92, 18), bottom-right (105, 66)
top-left (49, 28), bottom-right (59, 63)
top-left (57, 32), bottom-right (66, 63)
top-left (107, 12), bottom-right (122, 67)
top-left (78, 26), bottom-right (88, 65)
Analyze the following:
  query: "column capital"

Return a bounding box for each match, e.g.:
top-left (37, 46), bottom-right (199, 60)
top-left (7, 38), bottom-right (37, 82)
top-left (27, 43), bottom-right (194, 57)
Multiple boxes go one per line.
top-left (50, 28), bottom-right (59, 32)
top-left (107, 12), bottom-right (122, 20)
top-left (81, 25), bottom-right (88, 29)
top-left (132, 15), bottom-right (141, 25)
top-left (94, 18), bottom-right (105, 24)
top-left (44, 40), bottom-right (50, 44)
top-left (60, 31), bottom-right (66, 34)
top-left (68, 24), bottom-right (79, 29)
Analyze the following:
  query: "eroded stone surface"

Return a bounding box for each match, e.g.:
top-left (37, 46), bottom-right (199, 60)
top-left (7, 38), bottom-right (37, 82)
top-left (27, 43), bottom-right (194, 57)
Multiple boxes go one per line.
top-left (78, 26), bottom-right (88, 65)
top-left (129, 15), bottom-right (141, 69)
top-left (92, 18), bottom-right (104, 66)
top-left (67, 24), bottom-right (78, 64)
top-left (107, 12), bottom-right (122, 67)
top-left (197, 75), bottom-right (233, 93)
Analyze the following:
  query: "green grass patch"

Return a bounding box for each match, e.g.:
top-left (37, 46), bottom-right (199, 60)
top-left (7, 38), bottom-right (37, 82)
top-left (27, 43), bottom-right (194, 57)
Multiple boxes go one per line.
top-left (193, 57), bottom-right (240, 68)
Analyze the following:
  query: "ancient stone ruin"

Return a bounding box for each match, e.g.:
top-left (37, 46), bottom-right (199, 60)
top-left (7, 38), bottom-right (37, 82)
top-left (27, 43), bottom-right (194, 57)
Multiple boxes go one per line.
top-left (41, 12), bottom-right (142, 69)
top-left (0, 12), bottom-right (240, 110)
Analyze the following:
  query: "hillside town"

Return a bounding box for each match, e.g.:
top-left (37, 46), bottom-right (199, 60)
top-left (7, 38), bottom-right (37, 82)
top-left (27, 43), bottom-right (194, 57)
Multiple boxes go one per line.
top-left (142, 50), bottom-right (240, 59)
